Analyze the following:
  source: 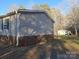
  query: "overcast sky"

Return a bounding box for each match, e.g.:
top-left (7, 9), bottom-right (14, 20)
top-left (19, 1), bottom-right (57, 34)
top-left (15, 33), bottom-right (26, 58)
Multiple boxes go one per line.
top-left (0, 0), bottom-right (79, 15)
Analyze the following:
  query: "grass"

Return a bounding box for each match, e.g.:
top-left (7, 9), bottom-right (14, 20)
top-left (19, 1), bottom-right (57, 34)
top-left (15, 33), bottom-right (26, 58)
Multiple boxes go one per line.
top-left (72, 39), bottom-right (79, 44)
top-left (54, 35), bottom-right (79, 52)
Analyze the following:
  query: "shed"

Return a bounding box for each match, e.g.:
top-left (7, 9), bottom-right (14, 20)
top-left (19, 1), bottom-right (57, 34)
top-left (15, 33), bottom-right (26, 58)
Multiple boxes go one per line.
top-left (0, 9), bottom-right (54, 46)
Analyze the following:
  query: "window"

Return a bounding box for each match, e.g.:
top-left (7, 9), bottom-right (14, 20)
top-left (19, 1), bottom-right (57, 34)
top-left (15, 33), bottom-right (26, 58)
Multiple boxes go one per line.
top-left (0, 19), bottom-right (2, 31)
top-left (3, 19), bottom-right (9, 30)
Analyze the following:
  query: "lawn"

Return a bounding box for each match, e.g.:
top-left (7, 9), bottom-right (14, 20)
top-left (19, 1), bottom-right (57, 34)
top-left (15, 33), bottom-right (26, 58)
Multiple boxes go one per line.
top-left (56, 36), bottom-right (79, 53)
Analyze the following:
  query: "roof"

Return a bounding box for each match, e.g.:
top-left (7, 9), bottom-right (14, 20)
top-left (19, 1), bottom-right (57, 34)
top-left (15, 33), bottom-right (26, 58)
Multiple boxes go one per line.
top-left (0, 9), bottom-right (54, 23)
top-left (0, 9), bottom-right (44, 18)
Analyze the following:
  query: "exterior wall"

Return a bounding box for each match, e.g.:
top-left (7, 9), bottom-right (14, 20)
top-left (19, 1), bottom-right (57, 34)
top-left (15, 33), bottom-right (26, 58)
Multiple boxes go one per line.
top-left (19, 12), bottom-right (54, 36)
top-left (0, 14), bottom-right (19, 45)
top-left (0, 12), bottom-right (54, 46)
top-left (0, 13), bottom-right (20, 36)
top-left (0, 12), bottom-right (54, 36)
top-left (18, 12), bottom-right (54, 46)
top-left (10, 15), bottom-right (17, 36)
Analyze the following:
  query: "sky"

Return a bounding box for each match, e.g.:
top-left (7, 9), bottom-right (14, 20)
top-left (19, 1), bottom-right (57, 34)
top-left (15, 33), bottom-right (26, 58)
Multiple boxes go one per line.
top-left (0, 0), bottom-right (79, 15)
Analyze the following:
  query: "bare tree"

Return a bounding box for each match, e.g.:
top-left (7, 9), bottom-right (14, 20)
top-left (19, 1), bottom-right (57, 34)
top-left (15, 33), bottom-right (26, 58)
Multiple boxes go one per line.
top-left (66, 6), bottom-right (79, 36)
top-left (7, 4), bottom-right (19, 13)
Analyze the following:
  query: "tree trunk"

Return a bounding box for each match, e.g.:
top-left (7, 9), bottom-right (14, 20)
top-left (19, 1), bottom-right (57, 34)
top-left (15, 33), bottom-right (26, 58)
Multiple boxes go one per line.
top-left (74, 24), bottom-right (78, 36)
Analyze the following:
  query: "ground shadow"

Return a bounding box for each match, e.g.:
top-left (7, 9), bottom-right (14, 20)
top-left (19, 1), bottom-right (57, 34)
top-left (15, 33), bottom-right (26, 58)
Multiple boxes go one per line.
top-left (51, 39), bottom-right (69, 53)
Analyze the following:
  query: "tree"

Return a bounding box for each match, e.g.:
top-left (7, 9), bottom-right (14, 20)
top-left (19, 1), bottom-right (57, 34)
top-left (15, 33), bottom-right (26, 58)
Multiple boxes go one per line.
top-left (66, 6), bottom-right (79, 36)
top-left (7, 4), bottom-right (26, 13)
top-left (7, 4), bottom-right (19, 13)
top-left (19, 5), bottom-right (26, 9)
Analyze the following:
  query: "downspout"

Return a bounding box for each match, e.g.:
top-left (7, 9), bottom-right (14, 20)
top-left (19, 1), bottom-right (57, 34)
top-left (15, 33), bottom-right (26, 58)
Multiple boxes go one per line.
top-left (16, 11), bottom-right (20, 46)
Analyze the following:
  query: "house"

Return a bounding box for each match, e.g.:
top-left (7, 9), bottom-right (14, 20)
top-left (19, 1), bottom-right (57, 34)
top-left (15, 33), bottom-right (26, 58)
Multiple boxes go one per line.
top-left (0, 9), bottom-right (54, 46)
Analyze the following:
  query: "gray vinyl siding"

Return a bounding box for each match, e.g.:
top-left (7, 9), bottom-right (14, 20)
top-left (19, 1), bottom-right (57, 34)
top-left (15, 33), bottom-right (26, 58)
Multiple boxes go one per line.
top-left (19, 12), bottom-right (53, 36)
top-left (10, 15), bottom-right (17, 36)
top-left (0, 12), bottom-right (54, 36)
top-left (0, 15), bottom-right (17, 36)
top-left (9, 14), bottom-right (20, 36)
